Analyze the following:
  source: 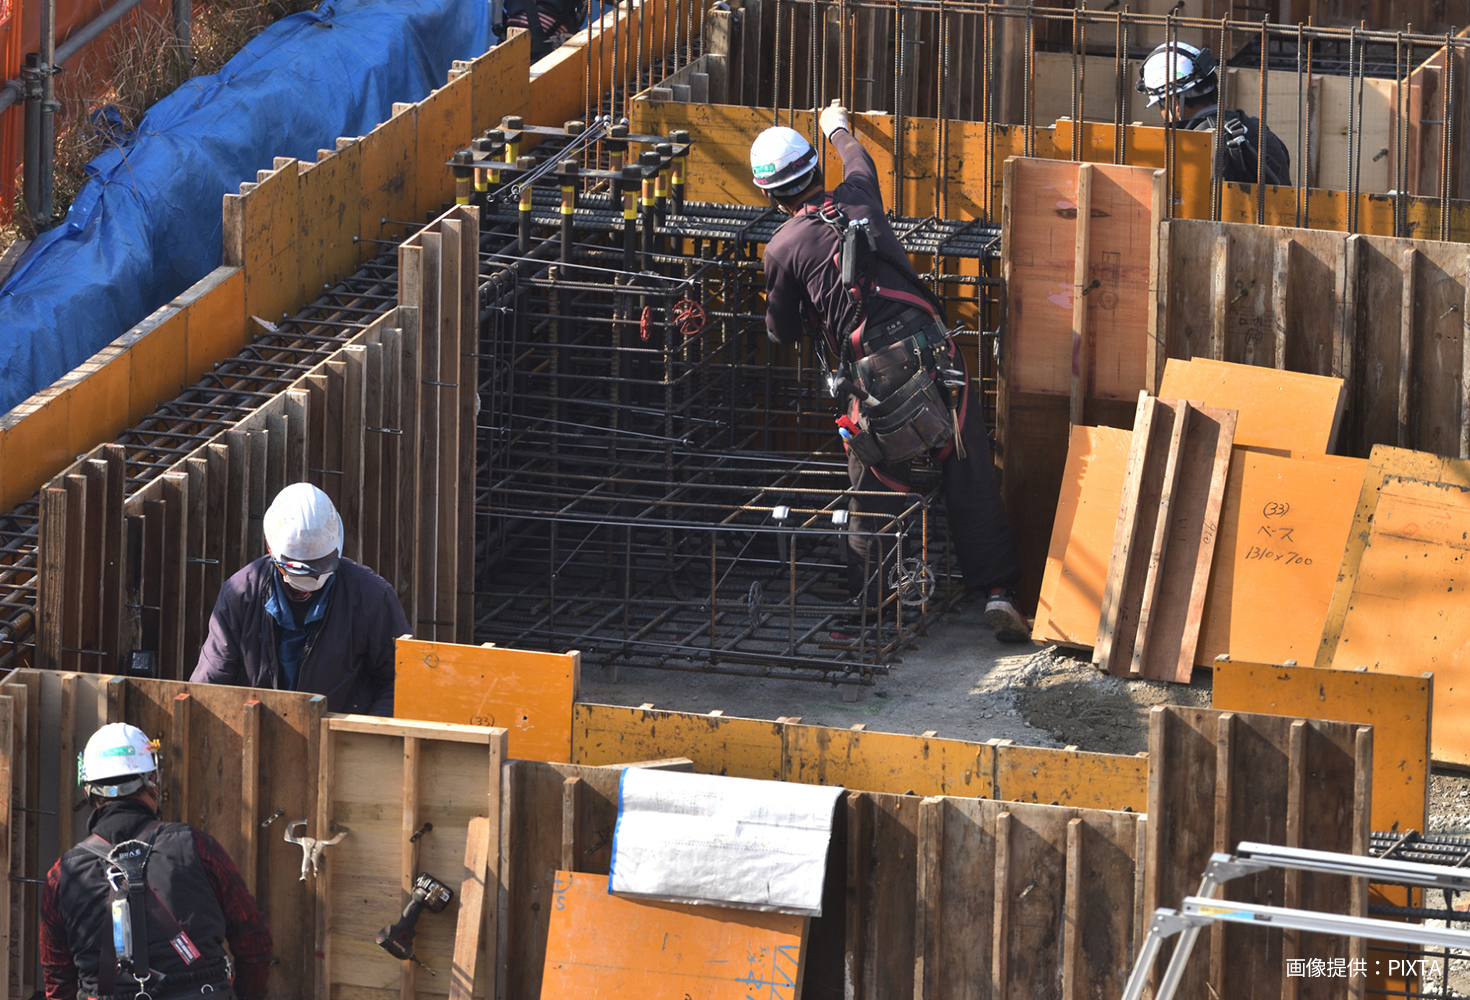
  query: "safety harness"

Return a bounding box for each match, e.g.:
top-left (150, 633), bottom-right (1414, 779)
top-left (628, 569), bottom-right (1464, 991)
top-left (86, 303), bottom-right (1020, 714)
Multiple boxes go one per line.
top-left (1183, 107), bottom-right (1291, 187)
top-left (76, 824), bottom-right (226, 1000)
top-left (792, 198), bottom-right (967, 468)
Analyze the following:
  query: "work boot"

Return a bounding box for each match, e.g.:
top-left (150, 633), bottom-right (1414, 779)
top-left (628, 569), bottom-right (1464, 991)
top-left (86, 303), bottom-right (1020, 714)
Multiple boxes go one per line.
top-left (984, 587), bottom-right (1029, 643)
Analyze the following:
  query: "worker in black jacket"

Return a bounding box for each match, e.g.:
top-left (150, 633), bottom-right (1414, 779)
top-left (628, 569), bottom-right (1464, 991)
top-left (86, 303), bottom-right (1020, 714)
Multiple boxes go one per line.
top-left (41, 724), bottom-right (272, 1000)
top-left (1137, 41), bottom-right (1291, 186)
top-left (754, 103), bottom-right (1027, 641)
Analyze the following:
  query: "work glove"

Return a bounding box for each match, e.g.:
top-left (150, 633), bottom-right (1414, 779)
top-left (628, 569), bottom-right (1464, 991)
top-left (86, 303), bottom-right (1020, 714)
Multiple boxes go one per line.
top-left (820, 101), bottom-right (850, 139)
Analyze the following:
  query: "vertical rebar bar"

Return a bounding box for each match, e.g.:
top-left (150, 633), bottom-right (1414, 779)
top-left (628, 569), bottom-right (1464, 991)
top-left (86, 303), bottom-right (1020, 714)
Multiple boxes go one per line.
top-left (1257, 16), bottom-right (1269, 226)
top-left (1347, 26), bottom-right (1361, 234)
top-left (1295, 22), bottom-right (1306, 228)
top-left (775, 0), bottom-right (785, 124)
top-left (1442, 32), bottom-right (1455, 240)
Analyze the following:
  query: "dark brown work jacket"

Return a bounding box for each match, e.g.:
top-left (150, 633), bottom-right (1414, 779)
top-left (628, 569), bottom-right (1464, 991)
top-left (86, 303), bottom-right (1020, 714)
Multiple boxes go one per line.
top-left (762, 129), bottom-right (933, 355)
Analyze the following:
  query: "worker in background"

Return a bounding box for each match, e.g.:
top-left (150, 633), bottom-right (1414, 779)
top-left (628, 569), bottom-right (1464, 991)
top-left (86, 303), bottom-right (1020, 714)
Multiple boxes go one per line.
top-left (1137, 41), bottom-right (1292, 186)
top-left (754, 103), bottom-right (1028, 642)
top-left (41, 723), bottom-right (272, 1000)
top-left (190, 482), bottom-right (408, 714)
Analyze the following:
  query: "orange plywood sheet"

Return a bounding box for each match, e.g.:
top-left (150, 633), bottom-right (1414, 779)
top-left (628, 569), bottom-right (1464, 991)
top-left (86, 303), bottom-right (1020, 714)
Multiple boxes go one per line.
top-left (1213, 659), bottom-right (1431, 832)
top-left (394, 638), bottom-right (578, 763)
top-left (1158, 357), bottom-right (1346, 453)
top-left (64, 350), bottom-right (131, 460)
top-left (540, 870), bottom-right (806, 999)
top-left (1004, 158), bottom-right (1158, 400)
top-left (126, 308), bottom-right (190, 425)
top-left (414, 70), bottom-right (473, 218)
top-left (180, 267), bottom-right (247, 386)
top-left (1033, 424), bottom-right (1132, 647)
top-left (357, 107), bottom-right (418, 265)
top-left (782, 724), bottom-right (993, 798)
top-left (1197, 451), bottom-right (1367, 666)
top-left (468, 30), bottom-right (531, 134)
top-left (1332, 475), bottom-right (1470, 765)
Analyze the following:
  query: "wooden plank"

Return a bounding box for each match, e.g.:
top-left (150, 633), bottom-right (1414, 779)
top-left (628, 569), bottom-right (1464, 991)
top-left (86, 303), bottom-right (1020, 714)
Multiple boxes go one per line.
top-left (1033, 426), bottom-right (1133, 647)
top-left (324, 716), bottom-right (506, 998)
top-left (1158, 357), bottom-right (1345, 455)
top-left (449, 815), bottom-right (493, 1000)
top-left (993, 744), bottom-right (1149, 813)
top-left (36, 489), bottom-right (65, 672)
top-left (1070, 163), bottom-right (1094, 426)
top-left (847, 791), bottom-right (919, 1000)
top-left (435, 221), bottom-right (462, 644)
top-left (182, 458), bottom-right (208, 672)
top-left (0, 696), bottom-right (12, 997)
top-left (221, 431), bottom-right (251, 579)
top-left (784, 725), bottom-right (992, 798)
top-left (1198, 452), bottom-right (1368, 667)
top-left (100, 446), bottom-right (127, 673)
top-left (340, 345), bottom-right (368, 563)
top-left (571, 703), bottom-right (785, 779)
top-left (395, 638), bottom-right (579, 763)
top-left (361, 340), bottom-right (384, 574)
top-left (1213, 660), bottom-right (1430, 835)
top-left (159, 473), bottom-right (189, 680)
top-left (540, 868), bottom-right (806, 997)
top-left (1093, 393), bottom-right (1168, 675)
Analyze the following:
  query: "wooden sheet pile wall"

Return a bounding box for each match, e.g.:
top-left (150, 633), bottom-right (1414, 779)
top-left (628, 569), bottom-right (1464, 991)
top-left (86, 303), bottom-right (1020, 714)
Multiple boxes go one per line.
top-left (34, 204), bottom-right (480, 679)
top-left (1157, 219), bottom-right (1470, 460)
top-left (1144, 706), bottom-right (1370, 1000)
top-left (0, 34), bottom-right (532, 520)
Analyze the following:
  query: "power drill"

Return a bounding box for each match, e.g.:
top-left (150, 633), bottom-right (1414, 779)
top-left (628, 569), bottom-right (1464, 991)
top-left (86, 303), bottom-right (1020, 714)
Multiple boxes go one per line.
top-left (376, 872), bottom-right (454, 975)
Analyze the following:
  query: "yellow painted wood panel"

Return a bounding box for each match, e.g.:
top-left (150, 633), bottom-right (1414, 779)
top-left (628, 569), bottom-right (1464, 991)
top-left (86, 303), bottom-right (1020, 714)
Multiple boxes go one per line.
top-left (469, 31), bottom-right (531, 134)
top-left (1033, 424), bottom-right (1132, 647)
top-left (1198, 451), bottom-right (1367, 666)
top-left (542, 871), bottom-right (805, 999)
top-left (181, 267), bottom-right (246, 387)
top-left (782, 724), bottom-right (993, 798)
top-left (128, 308), bottom-right (190, 424)
top-left (394, 638), bottom-right (577, 763)
top-left (357, 107), bottom-right (418, 266)
top-left (1158, 357), bottom-right (1346, 453)
top-left (415, 70), bottom-right (473, 219)
top-left (1331, 474), bottom-right (1470, 765)
top-left (0, 387), bottom-right (72, 508)
top-left (572, 704), bottom-right (783, 779)
top-left (296, 143), bottom-right (363, 310)
top-left (64, 350), bottom-right (130, 461)
top-left (1212, 659), bottom-right (1431, 832)
top-left (993, 743), bottom-right (1148, 812)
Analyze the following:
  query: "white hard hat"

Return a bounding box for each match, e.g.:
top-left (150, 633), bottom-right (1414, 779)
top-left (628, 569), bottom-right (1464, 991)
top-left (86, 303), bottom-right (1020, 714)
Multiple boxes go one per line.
top-left (1137, 42), bottom-right (1218, 107)
top-left (263, 483), bottom-right (343, 580)
top-left (750, 127), bottom-right (818, 196)
top-left (79, 723), bottom-right (160, 797)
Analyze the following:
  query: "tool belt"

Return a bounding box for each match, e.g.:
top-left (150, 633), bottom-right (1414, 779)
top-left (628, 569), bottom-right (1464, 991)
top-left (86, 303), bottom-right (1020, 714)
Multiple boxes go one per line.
top-left (84, 959), bottom-right (231, 1000)
top-left (840, 310), bottom-right (957, 467)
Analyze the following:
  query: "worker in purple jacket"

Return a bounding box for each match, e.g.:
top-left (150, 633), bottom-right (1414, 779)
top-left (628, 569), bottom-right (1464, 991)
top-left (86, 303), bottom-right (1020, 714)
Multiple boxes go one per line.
top-left (754, 103), bottom-right (1026, 641)
top-left (190, 482), bottom-right (409, 714)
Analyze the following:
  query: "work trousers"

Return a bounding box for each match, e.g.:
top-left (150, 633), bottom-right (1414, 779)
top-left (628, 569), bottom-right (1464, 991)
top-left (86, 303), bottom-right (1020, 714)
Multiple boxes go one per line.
top-left (845, 383), bottom-right (1021, 600)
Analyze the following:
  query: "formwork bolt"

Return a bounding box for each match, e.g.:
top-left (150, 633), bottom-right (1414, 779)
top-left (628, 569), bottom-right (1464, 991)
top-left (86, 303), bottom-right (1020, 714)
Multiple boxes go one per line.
top-left (564, 120), bottom-right (586, 135)
top-left (611, 123), bottom-right (629, 139)
top-left (669, 129), bottom-right (691, 145)
top-left (501, 115), bottom-right (524, 131)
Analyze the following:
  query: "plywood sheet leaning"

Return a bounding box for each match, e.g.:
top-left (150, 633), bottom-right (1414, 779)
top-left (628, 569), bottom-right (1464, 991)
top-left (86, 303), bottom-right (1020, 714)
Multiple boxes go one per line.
top-left (1155, 220), bottom-right (1346, 380)
top-left (539, 869), bottom-right (807, 998)
top-left (1212, 660), bottom-right (1431, 834)
top-left (999, 157), bottom-right (1164, 610)
top-left (1143, 706), bottom-right (1370, 1000)
top-left (319, 715), bottom-right (506, 1000)
top-left (1197, 452), bottom-right (1368, 667)
top-left (1032, 425), bottom-right (1132, 647)
top-left (1157, 357), bottom-right (1345, 454)
top-left (395, 638), bottom-right (580, 763)
top-left (1094, 393), bottom-right (1237, 682)
top-left (1315, 450), bottom-right (1470, 765)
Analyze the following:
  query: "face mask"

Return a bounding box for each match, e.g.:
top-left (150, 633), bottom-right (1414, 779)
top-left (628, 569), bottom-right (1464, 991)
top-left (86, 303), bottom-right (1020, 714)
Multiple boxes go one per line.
top-left (280, 567), bottom-right (333, 595)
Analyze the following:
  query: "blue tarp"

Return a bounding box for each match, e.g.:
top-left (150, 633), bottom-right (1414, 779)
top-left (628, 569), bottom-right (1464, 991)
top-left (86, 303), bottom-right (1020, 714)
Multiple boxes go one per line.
top-left (0, 0), bottom-right (490, 415)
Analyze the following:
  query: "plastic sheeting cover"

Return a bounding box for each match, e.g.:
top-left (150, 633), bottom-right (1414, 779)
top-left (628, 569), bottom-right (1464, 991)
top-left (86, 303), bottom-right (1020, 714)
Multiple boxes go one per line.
top-left (0, 0), bottom-right (490, 416)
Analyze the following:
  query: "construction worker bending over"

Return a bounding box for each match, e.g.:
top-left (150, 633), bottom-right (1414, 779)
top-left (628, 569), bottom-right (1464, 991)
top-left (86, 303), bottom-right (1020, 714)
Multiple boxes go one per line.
top-left (1137, 41), bottom-right (1291, 186)
top-left (190, 482), bottom-right (409, 714)
top-left (41, 724), bottom-right (272, 1000)
top-left (753, 104), bottom-right (1028, 642)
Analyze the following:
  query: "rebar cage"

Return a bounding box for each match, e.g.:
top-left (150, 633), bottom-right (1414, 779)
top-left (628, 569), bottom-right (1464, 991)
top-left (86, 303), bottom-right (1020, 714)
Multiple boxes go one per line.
top-left (465, 121), bottom-right (998, 683)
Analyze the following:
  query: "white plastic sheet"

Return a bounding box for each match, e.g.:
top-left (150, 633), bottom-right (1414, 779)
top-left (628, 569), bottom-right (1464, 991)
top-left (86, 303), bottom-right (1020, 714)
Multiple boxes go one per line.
top-left (608, 768), bottom-right (844, 916)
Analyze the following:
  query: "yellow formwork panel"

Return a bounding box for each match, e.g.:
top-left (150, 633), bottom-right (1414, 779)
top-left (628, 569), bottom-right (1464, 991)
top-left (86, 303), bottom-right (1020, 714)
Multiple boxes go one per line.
top-left (232, 162), bottom-right (303, 327)
top-left (127, 308), bottom-right (190, 425)
top-left (0, 386), bottom-right (73, 507)
top-left (468, 30), bottom-right (531, 134)
top-left (783, 724), bottom-right (995, 798)
top-left (394, 638), bottom-right (578, 763)
top-left (1212, 659), bottom-right (1431, 833)
top-left (295, 145), bottom-right (363, 312)
top-left (572, 703), bottom-right (785, 779)
top-left (414, 70), bottom-right (473, 219)
top-left (993, 743), bottom-right (1149, 812)
top-left (357, 106), bottom-right (419, 265)
top-left (180, 267), bottom-right (246, 387)
top-left (64, 349), bottom-right (131, 462)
